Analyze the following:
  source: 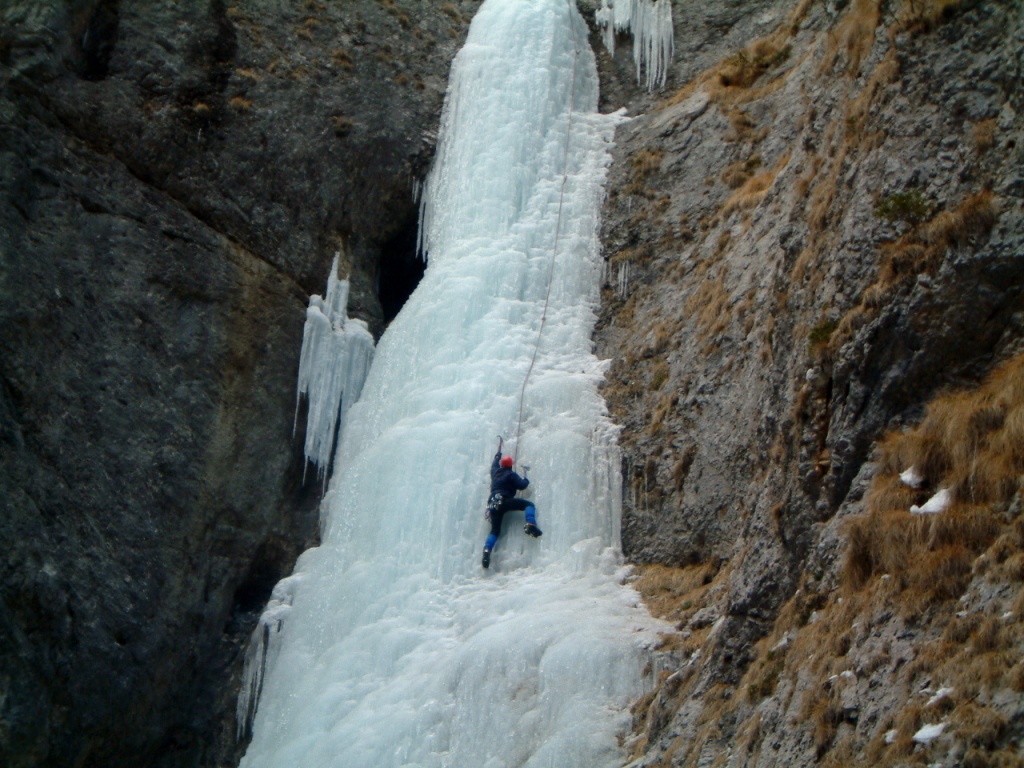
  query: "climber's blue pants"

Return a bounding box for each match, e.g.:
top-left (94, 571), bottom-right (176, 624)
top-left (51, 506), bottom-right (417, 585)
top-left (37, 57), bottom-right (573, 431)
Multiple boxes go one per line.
top-left (484, 497), bottom-right (536, 550)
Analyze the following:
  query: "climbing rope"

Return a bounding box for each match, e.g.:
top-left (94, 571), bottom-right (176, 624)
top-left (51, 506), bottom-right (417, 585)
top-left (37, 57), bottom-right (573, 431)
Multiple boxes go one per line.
top-left (511, 0), bottom-right (582, 463)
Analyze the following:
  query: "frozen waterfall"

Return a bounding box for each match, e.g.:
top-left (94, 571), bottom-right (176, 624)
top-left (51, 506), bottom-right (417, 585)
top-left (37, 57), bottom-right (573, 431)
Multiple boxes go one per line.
top-left (239, 1), bottom-right (665, 766)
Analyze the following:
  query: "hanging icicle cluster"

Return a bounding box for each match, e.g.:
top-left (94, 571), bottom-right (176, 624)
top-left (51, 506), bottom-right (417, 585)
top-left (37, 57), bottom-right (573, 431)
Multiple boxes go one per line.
top-left (595, 0), bottom-right (675, 91)
top-left (293, 253), bottom-right (375, 482)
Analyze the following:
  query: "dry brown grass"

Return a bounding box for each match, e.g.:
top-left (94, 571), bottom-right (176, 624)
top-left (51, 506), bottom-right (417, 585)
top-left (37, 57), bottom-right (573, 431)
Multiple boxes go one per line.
top-left (649, 360), bottom-right (669, 391)
top-left (724, 106), bottom-right (770, 144)
top-left (973, 118), bottom-right (998, 153)
top-left (844, 352), bottom-right (1024, 606)
top-left (806, 144), bottom-right (847, 237)
top-left (685, 272), bottom-right (731, 341)
top-left (654, 283), bottom-right (1022, 768)
top-left (743, 641), bottom-right (787, 703)
top-left (919, 190), bottom-right (999, 252)
top-left (820, 0), bottom-right (881, 77)
top-left (845, 50), bottom-right (900, 142)
top-left (632, 562), bottom-right (720, 621)
top-left (631, 148), bottom-right (665, 179)
top-left (723, 153), bottom-right (790, 216)
top-left (610, 243), bottom-right (655, 266)
top-left (720, 155), bottom-right (762, 189)
top-left (719, 38), bottom-right (792, 88)
top-left (623, 563), bottom-right (737, 764)
top-left (899, 0), bottom-right (968, 32)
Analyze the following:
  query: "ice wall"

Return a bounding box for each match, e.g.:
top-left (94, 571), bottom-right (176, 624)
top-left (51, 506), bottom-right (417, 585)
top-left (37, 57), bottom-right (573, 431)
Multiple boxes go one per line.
top-left (595, 0), bottom-right (675, 91)
top-left (240, 1), bottom-right (665, 766)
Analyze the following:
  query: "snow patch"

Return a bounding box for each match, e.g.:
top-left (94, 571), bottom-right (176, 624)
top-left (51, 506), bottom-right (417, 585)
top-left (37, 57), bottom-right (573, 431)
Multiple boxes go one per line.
top-left (926, 687), bottom-right (954, 708)
top-left (900, 466), bottom-right (924, 488)
top-left (910, 487), bottom-right (951, 515)
top-left (913, 723), bottom-right (945, 744)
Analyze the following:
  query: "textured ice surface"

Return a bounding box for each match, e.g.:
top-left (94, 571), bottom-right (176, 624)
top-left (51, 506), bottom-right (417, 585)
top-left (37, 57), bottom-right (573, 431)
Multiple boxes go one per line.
top-left (240, 2), bottom-right (664, 766)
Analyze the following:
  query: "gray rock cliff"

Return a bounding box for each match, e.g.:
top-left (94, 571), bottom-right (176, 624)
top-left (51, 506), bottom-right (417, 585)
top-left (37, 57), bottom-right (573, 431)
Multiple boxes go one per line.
top-left (591, 0), bottom-right (1024, 765)
top-left (3, 0), bottom-right (1023, 766)
top-left (0, 1), bottom-right (479, 765)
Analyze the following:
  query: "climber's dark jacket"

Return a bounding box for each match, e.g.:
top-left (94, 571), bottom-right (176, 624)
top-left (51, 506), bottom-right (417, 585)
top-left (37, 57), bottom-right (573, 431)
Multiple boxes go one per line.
top-left (489, 452), bottom-right (529, 498)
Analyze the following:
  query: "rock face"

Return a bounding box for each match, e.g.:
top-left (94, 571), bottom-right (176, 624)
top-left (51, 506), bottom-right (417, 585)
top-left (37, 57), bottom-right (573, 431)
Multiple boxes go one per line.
top-left (0, 1), bottom-right (478, 765)
top-left (3, 0), bottom-right (1023, 767)
top-left (590, 0), bottom-right (1024, 765)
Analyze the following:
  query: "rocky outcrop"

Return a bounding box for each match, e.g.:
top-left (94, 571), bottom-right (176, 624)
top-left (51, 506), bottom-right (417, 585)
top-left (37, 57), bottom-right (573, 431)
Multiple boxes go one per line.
top-left (3, 0), bottom-right (1022, 766)
top-left (591, 0), bottom-right (1024, 765)
top-left (0, 1), bottom-right (479, 765)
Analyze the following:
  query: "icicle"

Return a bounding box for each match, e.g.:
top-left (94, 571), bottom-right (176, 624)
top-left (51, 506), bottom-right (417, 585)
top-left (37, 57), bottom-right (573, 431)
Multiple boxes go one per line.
top-left (236, 573), bottom-right (306, 740)
top-left (595, 0), bottom-right (675, 91)
top-left (293, 254), bottom-right (375, 484)
top-left (616, 260), bottom-right (631, 298)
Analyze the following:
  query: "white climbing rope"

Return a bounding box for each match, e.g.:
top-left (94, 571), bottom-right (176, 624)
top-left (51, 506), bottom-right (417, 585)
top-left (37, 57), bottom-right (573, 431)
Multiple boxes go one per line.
top-left (511, 0), bottom-right (582, 462)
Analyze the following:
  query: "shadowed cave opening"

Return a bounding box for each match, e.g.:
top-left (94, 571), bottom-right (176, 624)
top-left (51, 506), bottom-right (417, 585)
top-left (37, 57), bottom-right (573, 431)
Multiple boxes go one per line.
top-left (377, 214), bottom-right (426, 326)
top-left (77, 0), bottom-right (120, 81)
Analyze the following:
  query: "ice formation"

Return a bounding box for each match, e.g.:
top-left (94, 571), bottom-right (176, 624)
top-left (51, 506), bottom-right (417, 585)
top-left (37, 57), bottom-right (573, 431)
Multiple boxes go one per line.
top-left (239, 1), bottom-right (664, 767)
top-left (615, 259), bottom-right (631, 298)
top-left (293, 253), bottom-right (375, 481)
top-left (910, 487), bottom-right (951, 515)
top-left (595, 0), bottom-right (675, 90)
top-left (236, 573), bottom-right (306, 739)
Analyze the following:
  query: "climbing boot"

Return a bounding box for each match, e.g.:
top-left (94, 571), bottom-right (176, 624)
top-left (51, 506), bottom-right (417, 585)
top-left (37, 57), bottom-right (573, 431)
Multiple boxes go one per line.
top-left (482, 549), bottom-right (491, 569)
top-left (524, 523), bottom-right (543, 538)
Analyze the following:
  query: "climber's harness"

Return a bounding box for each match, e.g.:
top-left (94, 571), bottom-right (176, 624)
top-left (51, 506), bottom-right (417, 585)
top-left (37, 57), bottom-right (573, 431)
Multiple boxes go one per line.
top-left (485, 492), bottom-right (507, 521)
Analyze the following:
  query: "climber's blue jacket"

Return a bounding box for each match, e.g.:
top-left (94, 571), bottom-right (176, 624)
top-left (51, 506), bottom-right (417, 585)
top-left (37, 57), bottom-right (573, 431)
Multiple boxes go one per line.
top-left (490, 452), bottom-right (529, 497)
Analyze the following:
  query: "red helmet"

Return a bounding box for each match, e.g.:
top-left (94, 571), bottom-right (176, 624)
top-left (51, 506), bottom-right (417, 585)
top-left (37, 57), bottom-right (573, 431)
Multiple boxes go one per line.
top-left (500, 455), bottom-right (514, 468)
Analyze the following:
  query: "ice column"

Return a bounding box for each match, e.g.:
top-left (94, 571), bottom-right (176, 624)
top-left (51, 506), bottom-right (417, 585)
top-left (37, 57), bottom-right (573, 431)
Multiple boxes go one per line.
top-left (293, 253), bottom-right (375, 481)
top-left (595, 0), bottom-right (675, 90)
top-left (240, 1), bottom-right (666, 766)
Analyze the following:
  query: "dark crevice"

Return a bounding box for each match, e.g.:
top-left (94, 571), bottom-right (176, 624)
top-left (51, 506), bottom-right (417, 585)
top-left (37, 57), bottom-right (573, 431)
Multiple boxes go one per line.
top-left (77, 0), bottom-right (121, 82)
top-left (377, 213), bottom-right (426, 325)
top-left (208, 0), bottom-right (238, 82)
top-left (231, 538), bottom-right (291, 615)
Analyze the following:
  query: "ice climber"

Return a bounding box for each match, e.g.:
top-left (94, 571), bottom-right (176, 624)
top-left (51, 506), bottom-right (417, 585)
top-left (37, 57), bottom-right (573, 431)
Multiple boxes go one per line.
top-left (482, 449), bottom-right (542, 568)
